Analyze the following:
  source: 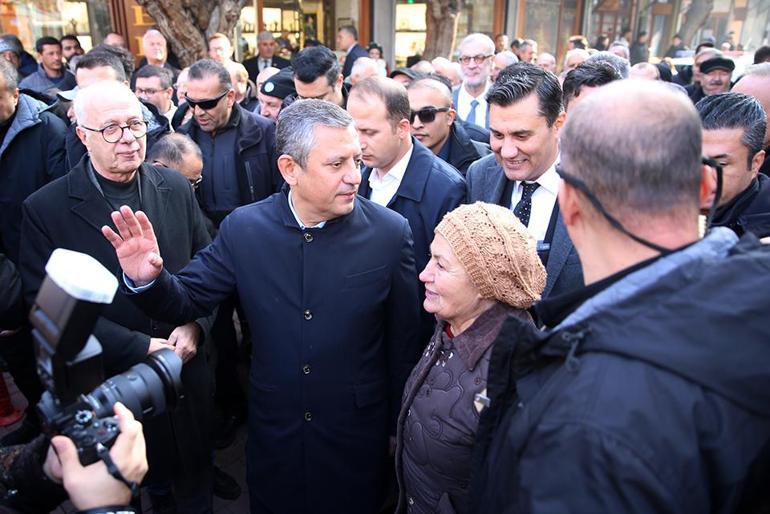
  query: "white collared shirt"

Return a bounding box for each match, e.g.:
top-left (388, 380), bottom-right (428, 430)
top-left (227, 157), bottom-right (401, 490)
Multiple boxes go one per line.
top-left (288, 189), bottom-right (326, 229)
top-left (456, 81), bottom-right (490, 128)
top-left (368, 145), bottom-right (414, 207)
top-left (510, 158), bottom-right (560, 242)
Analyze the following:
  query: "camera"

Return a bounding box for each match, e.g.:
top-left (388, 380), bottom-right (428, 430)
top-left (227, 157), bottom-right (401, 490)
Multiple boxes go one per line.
top-left (29, 249), bottom-right (183, 465)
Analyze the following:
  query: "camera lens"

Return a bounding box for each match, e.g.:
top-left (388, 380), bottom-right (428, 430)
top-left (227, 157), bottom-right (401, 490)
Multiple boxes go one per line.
top-left (85, 348), bottom-right (184, 421)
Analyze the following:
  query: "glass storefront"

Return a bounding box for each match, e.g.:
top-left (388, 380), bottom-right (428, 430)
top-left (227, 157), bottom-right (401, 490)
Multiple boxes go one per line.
top-left (0, 0), bottom-right (110, 52)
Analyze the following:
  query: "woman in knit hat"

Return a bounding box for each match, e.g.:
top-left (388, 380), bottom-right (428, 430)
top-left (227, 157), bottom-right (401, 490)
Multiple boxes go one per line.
top-left (394, 202), bottom-right (546, 514)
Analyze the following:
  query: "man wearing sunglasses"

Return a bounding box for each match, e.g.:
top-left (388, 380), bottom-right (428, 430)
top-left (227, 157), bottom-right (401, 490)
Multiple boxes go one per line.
top-left (178, 59), bottom-right (280, 227)
top-left (471, 79), bottom-right (770, 514)
top-left (452, 33), bottom-right (495, 130)
top-left (19, 81), bottom-right (215, 513)
top-left (349, 76), bottom-right (465, 345)
top-left (407, 75), bottom-right (490, 175)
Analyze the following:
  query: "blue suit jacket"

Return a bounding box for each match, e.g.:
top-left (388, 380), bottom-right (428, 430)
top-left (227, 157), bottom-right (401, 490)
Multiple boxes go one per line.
top-left (342, 43), bottom-right (370, 78)
top-left (452, 84), bottom-right (491, 129)
top-left (466, 153), bottom-right (583, 298)
top-left (125, 191), bottom-right (422, 513)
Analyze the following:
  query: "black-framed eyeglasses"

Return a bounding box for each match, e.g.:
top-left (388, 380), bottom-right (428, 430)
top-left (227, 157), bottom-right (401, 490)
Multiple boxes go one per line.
top-left (185, 90), bottom-right (229, 110)
top-left (79, 119), bottom-right (148, 143)
top-left (410, 106), bottom-right (451, 124)
top-left (459, 54), bottom-right (493, 65)
top-left (555, 158), bottom-right (723, 254)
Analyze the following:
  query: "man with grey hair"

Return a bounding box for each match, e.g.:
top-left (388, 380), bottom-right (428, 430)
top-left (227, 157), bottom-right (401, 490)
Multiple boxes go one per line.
top-left (431, 56), bottom-right (463, 86)
top-left (471, 79), bottom-right (770, 514)
top-left (349, 56), bottom-right (380, 85)
top-left (102, 98), bottom-right (421, 514)
top-left (454, 33), bottom-right (496, 129)
top-left (732, 62), bottom-right (770, 175)
top-left (20, 80), bottom-right (214, 513)
top-left (133, 29), bottom-right (179, 91)
top-left (518, 39), bottom-right (538, 63)
top-left (608, 41), bottom-right (630, 60)
top-left (492, 51), bottom-right (519, 81)
top-left (243, 31), bottom-right (290, 82)
top-left (536, 52), bottom-right (556, 73)
top-left (586, 51), bottom-right (630, 78)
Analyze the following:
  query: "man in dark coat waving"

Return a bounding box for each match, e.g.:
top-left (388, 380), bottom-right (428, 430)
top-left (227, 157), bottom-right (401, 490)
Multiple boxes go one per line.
top-left (103, 99), bottom-right (422, 514)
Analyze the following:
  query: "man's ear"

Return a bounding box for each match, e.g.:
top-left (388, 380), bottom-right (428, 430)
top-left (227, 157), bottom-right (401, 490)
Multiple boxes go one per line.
top-left (447, 108), bottom-right (456, 126)
top-left (278, 154), bottom-right (300, 185)
top-left (750, 149), bottom-right (765, 178)
top-left (75, 126), bottom-right (88, 147)
top-left (397, 118), bottom-right (411, 140)
top-left (699, 162), bottom-right (718, 211)
top-left (552, 110), bottom-right (567, 133)
top-left (558, 180), bottom-right (581, 229)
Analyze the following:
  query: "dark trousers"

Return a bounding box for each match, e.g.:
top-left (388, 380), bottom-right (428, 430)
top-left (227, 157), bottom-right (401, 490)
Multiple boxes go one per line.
top-left (212, 295), bottom-right (246, 417)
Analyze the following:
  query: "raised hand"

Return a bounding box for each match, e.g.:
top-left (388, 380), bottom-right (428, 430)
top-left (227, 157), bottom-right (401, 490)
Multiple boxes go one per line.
top-left (102, 206), bottom-right (164, 286)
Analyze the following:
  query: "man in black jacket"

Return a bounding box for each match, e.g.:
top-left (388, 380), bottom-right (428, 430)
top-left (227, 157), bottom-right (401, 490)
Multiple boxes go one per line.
top-left (19, 81), bottom-right (214, 513)
top-left (471, 80), bottom-right (770, 514)
top-left (178, 59), bottom-right (280, 226)
top-left (698, 92), bottom-right (770, 237)
top-left (732, 63), bottom-right (770, 176)
top-left (0, 59), bottom-right (66, 438)
top-left (407, 75), bottom-right (490, 174)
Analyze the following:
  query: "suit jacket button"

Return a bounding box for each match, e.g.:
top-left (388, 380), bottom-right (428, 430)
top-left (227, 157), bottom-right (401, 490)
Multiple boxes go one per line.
top-left (304, 411), bottom-right (312, 421)
top-left (303, 309), bottom-right (313, 320)
top-left (304, 232), bottom-right (313, 242)
top-left (302, 364), bottom-right (311, 375)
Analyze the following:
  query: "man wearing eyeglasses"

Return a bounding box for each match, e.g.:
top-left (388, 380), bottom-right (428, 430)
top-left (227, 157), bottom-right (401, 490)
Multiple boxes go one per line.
top-left (178, 58), bottom-right (280, 227)
top-left (407, 75), bottom-right (490, 175)
top-left (135, 65), bottom-right (176, 126)
top-left (18, 81), bottom-right (215, 513)
top-left (348, 76), bottom-right (465, 345)
top-left (452, 33), bottom-right (495, 130)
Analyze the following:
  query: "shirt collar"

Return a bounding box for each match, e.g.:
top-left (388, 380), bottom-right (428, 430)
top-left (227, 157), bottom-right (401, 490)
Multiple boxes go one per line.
top-left (369, 144), bottom-right (413, 187)
top-left (288, 189), bottom-right (326, 229)
top-left (528, 155), bottom-right (560, 195)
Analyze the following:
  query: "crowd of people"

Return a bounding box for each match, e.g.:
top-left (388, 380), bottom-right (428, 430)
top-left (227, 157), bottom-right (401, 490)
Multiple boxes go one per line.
top-left (0, 24), bottom-right (769, 514)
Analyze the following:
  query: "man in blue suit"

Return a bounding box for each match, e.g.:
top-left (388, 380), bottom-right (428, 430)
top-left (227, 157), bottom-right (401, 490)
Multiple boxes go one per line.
top-left (103, 99), bottom-right (422, 514)
top-left (347, 76), bottom-right (466, 343)
top-left (466, 63), bottom-right (583, 298)
top-left (338, 25), bottom-right (369, 79)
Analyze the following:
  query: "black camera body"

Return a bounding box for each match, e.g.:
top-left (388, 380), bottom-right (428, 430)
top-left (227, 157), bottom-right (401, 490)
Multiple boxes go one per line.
top-left (30, 249), bottom-right (183, 465)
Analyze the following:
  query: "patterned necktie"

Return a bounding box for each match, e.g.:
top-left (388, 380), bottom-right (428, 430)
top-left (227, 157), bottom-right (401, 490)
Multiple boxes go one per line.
top-left (513, 182), bottom-right (540, 227)
top-left (467, 99), bottom-right (479, 125)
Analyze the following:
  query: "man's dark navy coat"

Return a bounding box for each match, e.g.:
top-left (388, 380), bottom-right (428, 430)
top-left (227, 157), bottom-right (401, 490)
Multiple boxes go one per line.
top-left (126, 190), bottom-right (422, 513)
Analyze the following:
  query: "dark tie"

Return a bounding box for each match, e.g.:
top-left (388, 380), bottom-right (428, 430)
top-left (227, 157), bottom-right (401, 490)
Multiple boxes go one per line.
top-left (513, 182), bottom-right (540, 227)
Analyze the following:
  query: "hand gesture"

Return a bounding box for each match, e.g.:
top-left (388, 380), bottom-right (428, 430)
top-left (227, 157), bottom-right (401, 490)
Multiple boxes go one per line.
top-left (102, 206), bottom-right (163, 286)
top-left (45, 402), bottom-right (148, 510)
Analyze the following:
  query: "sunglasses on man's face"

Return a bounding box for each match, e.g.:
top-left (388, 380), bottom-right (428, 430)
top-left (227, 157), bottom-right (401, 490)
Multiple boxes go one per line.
top-left (185, 89), bottom-right (229, 110)
top-left (409, 106), bottom-right (451, 124)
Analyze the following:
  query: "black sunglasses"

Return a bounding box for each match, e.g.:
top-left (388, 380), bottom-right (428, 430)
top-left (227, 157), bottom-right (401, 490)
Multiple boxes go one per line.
top-left (410, 106), bottom-right (450, 124)
top-left (185, 90), bottom-right (229, 110)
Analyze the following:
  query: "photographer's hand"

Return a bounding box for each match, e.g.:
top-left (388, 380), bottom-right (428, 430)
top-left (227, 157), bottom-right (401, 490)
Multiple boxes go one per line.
top-left (102, 206), bottom-right (164, 287)
top-left (148, 337), bottom-right (174, 355)
top-left (46, 402), bottom-right (148, 510)
top-left (168, 322), bottom-right (200, 363)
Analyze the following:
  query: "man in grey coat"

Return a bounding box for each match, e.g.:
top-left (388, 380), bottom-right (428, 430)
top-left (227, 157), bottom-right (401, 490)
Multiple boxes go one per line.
top-left (466, 62), bottom-right (583, 299)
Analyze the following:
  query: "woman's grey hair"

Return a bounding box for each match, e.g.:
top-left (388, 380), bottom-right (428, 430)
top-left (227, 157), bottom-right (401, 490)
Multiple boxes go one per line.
top-left (276, 99), bottom-right (353, 168)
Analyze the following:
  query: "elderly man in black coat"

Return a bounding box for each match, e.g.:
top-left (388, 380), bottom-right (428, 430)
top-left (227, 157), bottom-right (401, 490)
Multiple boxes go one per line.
top-left (19, 81), bottom-right (214, 513)
top-left (103, 99), bottom-right (422, 514)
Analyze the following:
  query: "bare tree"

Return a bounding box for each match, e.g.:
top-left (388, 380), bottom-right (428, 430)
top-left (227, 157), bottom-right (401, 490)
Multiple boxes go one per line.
top-left (135, 0), bottom-right (247, 67)
top-left (679, 0), bottom-right (716, 48)
top-left (423, 0), bottom-right (461, 60)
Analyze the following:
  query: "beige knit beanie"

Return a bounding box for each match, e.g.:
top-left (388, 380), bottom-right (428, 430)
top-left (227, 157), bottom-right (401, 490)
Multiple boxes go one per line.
top-left (435, 202), bottom-right (546, 309)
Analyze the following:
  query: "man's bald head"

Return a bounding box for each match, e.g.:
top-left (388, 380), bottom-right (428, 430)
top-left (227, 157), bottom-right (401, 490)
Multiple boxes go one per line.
top-left (561, 80), bottom-right (702, 222)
